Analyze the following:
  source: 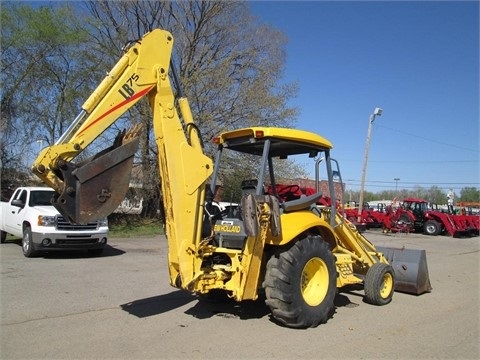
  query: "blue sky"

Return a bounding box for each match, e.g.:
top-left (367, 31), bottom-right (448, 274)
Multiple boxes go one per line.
top-left (249, 1), bottom-right (479, 194)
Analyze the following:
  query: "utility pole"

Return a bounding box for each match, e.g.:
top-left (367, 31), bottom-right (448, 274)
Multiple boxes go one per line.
top-left (394, 178), bottom-right (400, 193)
top-left (357, 107), bottom-right (383, 223)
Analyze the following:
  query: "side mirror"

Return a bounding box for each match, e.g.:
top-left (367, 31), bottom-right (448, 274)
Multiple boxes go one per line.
top-left (11, 199), bottom-right (25, 208)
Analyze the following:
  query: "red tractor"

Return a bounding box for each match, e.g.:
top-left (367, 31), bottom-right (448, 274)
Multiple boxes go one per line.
top-left (384, 198), bottom-right (479, 237)
top-left (343, 203), bottom-right (386, 231)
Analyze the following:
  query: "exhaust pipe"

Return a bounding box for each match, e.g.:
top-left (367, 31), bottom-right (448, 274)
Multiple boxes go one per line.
top-left (377, 246), bottom-right (432, 295)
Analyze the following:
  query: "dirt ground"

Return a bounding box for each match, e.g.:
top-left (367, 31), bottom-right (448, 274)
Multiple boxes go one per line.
top-left (1, 229), bottom-right (479, 359)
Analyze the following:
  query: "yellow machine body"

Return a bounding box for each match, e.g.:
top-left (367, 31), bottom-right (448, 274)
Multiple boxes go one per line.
top-left (32, 29), bottom-right (430, 329)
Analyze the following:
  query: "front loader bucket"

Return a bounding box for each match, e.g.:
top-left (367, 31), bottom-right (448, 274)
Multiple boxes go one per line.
top-left (53, 130), bottom-right (140, 224)
top-left (377, 246), bottom-right (432, 295)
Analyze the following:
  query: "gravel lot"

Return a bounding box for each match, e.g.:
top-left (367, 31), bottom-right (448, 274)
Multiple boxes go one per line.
top-left (1, 229), bottom-right (479, 359)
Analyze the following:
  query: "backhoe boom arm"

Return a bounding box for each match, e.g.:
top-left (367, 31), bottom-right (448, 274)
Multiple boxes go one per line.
top-left (31, 29), bottom-right (213, 288)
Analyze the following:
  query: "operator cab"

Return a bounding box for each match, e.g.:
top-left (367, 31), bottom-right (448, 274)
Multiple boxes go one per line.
top-left (205, 127), bottom-right (344, 249)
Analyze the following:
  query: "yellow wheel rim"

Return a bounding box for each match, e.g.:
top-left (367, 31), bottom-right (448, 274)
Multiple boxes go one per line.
top-left (301, 257), bottom-right (329, 306)
top-left (380, 272), bottom-right (394, 299)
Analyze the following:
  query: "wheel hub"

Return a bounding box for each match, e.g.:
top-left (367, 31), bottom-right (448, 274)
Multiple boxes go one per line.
top-left (380, 272), bottom-right (394, 298)
top-left (301, 257), bottom-right (329, 306)
top-left (23, 236), bottom-right (30, 252)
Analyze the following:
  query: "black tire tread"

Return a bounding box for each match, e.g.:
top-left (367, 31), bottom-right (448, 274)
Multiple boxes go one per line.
top-left (263, 235), bottom-right (336, 328)
top-left (423, 220), bottom-right (440, 236)
top-left (22, 226), bottom-right (37, 258)
top-left (364, 263), bottom-right (395, 305)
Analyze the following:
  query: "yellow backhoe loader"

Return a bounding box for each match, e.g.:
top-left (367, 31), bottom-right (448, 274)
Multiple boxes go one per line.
top-left (32, 29), bottom-right (431, 328)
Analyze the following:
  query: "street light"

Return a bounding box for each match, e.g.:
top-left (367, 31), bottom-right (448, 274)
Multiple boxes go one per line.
top-left (357, 107), bottom-right (383, 223)
top-left (394, 178), bottom-right (400, 192)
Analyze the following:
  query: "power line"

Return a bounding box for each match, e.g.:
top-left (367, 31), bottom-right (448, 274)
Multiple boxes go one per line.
top-left (347, 179), bottom-right (479, 186)
top-left (360, 184), bottom-right (469, 190)
top-left (344, 179), bottom-right (479, 191)
top-left (377, 124), bottom-right (479, 153)
top-left (339, 159), bottom-right (477, 164)
top-left (346, 184), bottom-right (474, 192)
top-left (370, 160), bottom-right (477, 164)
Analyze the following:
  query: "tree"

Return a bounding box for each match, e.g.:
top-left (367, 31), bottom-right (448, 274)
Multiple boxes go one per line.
top-left (83, 0), bottom-right (299, 217)
top-left (0, 3), bottom-right (97, 192)
top-left (459, 187), bottom-right (480, 203)
top-left (422, 186), bottom-right (445, 204)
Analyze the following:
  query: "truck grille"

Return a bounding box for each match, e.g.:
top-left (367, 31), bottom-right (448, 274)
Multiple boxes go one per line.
top-left (56, 216), bottom-right (98, 231)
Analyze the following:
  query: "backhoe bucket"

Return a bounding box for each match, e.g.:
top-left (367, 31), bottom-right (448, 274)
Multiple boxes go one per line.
top-left (53, 131), bottom-right (140, 224)
top-left (376, 246), bottom-right (432, 295)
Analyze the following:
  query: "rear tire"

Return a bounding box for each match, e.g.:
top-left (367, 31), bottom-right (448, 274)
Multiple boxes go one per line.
top-left (364, 263), bottom-right (395, 305)
top-left (22, 226), bottom-right (37, 258)
top-left (1, 230), bottom-right (6, 244)
top-left (423, 220), bottom-right (440, 236)
top-left (263, 235), bottom-right (337, 328)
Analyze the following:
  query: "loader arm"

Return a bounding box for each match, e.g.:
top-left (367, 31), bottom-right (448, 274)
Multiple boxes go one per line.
top-left (31, 29), bottom-right (213, 287)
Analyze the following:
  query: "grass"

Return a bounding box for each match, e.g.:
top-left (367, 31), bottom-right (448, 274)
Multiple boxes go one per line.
top-left (2, 215), bottom-right (164, 240)
top-left (107, 214), bottom-right (164, 238)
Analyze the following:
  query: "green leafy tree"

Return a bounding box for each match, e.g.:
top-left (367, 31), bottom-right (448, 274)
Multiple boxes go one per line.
top-left (0, 3), bottom-right (96, 192)
top-left (459, 187), bottom-right (480, 202)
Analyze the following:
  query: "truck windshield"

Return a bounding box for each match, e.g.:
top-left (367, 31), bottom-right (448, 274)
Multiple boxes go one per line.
top-left (29, 191), bottom-right (55, 207)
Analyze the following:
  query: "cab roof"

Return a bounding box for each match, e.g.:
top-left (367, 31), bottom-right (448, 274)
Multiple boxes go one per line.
top-left (216, 127), bottom-right (333, 158)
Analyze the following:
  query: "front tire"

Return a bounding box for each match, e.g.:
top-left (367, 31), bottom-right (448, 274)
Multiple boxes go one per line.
top-left (423, 220), bottom-right (440, 236)
top-left (1, 230), bottom-right (6, 244)
top-left (364, 263), bottom-right (395, 305)
top-left (22, 226), bottom-right (37, 258)
top-left (263, 235), bottom-right (337, 328)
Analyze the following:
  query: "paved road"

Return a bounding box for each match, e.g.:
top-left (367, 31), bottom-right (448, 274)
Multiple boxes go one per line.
top-left (1, 230), bottom-right (478, 359)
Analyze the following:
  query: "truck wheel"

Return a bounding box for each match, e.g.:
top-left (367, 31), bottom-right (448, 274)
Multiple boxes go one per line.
top-left (423, 220), bottom-right (440, 236)
top-left (364, 263), bottom-right (395, 306)
top-left (263, 235), bottom-right (337, 328)
top-left (1, 231), bottom-right (6, 244)
top-left (22, 226), bottom-right (37, 258)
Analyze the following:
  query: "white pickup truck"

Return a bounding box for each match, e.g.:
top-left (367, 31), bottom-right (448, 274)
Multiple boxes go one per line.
top-left (0, 187), bottom-right (108, 257)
